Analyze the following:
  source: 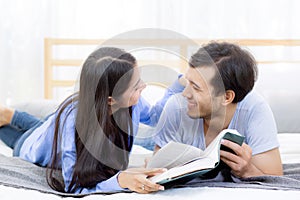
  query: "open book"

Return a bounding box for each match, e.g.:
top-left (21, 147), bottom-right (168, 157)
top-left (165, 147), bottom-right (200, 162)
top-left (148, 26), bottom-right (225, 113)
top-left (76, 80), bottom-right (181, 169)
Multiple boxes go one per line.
top-left (146, 129), bottom-right (245, 187)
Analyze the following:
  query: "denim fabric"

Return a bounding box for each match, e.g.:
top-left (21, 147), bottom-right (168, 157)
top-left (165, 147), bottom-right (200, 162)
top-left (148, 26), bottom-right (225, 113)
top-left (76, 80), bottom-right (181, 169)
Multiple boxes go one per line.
top-left (0, 111), bottom-right (42, 151)
top-left (0, 125), bottom-right (23, 148)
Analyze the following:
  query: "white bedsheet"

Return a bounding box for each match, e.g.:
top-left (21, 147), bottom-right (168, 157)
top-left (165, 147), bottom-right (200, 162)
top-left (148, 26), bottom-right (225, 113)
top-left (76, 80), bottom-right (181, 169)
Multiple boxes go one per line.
top-left (1, 134), bottom-right (300, 200)
top-left (277, 133), bottom-right (300, 164)
top-left (0, 140), bottom-right (12, 156)
top-left (1, 183), bottom-right (300, 200)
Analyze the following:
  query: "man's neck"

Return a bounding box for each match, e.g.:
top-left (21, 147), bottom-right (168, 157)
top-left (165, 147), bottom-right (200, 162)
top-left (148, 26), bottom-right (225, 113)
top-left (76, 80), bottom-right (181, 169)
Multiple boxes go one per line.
top-left (203, 103), bottom-right (237, 137)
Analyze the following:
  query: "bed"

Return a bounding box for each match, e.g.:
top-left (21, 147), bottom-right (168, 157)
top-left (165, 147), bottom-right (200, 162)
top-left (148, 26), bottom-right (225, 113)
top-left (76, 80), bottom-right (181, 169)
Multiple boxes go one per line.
top-left (1, 38), bottom-right (300, 199)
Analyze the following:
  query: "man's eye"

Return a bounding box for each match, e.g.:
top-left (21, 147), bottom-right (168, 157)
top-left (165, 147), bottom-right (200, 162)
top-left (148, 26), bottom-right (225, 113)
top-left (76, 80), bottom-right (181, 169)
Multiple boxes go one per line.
top-left (193, 86), bottom-right (200, 90)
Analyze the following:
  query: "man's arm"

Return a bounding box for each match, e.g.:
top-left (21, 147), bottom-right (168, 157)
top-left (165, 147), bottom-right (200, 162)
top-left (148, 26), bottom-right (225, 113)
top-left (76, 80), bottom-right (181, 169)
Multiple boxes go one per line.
top-left (251, 147), bottom-right (283, 175)
top-left (220, 140), bottom-right (283, 178)
top-left (222, 92), bottom-right (283, 177)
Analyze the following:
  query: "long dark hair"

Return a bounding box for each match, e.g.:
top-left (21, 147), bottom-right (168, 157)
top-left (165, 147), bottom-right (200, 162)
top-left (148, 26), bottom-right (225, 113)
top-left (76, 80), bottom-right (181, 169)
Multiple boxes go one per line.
top-left (46, 47), bottom-right (137, 193)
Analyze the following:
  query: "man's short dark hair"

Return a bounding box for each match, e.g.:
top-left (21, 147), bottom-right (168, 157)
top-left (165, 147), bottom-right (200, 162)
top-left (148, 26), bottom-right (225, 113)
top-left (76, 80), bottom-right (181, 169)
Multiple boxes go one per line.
top-left (189, 42), bottom-right (258, 103)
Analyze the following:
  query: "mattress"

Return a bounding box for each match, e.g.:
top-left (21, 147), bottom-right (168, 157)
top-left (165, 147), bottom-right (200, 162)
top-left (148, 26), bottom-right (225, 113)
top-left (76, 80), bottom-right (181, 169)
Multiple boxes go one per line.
top-left (0, 134), bottom-right (300, 200)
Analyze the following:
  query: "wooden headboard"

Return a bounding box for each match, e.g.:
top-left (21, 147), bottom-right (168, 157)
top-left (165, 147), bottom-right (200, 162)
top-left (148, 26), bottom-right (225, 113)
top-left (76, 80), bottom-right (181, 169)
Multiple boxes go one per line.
top-left (44, 38), bottom-right (300, 99)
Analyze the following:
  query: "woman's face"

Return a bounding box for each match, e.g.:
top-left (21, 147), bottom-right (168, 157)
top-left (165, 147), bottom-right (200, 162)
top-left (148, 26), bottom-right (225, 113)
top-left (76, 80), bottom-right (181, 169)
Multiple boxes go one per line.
top-left (112, 66), bottom-right (146, 110)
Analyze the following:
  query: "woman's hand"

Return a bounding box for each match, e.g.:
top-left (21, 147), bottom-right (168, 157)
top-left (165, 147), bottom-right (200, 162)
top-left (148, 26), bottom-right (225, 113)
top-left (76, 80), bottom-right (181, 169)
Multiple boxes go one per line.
top-left (178, 75), bottom-right (187, 87)
top-left (118, 168), bottom-right (166, 194)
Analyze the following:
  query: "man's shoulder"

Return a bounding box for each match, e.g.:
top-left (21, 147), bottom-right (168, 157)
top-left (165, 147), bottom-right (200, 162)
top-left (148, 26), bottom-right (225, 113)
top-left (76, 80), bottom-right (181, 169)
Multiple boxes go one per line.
top-left (238, 90), bottom-right (267, 109)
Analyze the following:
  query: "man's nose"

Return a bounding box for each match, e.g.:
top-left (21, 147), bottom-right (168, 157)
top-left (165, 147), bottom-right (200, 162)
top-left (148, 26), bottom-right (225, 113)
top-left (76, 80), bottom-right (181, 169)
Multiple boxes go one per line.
top-left (182, 84), bottom-right (191, 98)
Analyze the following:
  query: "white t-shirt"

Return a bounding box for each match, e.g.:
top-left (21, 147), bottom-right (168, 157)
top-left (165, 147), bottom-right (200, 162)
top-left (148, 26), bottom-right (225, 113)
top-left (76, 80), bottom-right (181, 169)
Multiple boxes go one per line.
top-left (154, 91), bottom-right (279, 155)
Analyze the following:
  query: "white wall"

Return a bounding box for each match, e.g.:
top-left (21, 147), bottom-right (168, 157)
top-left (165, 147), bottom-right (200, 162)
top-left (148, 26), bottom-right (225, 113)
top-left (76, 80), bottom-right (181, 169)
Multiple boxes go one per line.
top-left (0, 0), bottom-right (299, 104)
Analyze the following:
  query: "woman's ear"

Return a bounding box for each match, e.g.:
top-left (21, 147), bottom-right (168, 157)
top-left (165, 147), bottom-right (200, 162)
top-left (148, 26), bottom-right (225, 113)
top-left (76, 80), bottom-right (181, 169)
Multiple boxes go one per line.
top-left (108, 96), bottom-right (116, 106)
top-left (222, 90), bottom-right (235, 105)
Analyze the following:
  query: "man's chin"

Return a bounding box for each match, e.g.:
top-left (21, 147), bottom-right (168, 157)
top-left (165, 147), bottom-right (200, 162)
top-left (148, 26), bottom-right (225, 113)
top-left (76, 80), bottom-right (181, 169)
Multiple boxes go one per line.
top-left (186, 111), bottom-right (201, 119)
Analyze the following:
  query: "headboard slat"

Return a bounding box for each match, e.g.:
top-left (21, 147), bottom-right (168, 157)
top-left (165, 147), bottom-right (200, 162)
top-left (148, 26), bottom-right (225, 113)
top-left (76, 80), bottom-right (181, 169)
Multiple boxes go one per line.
top-left (44, 38), bottom-right (300, 99)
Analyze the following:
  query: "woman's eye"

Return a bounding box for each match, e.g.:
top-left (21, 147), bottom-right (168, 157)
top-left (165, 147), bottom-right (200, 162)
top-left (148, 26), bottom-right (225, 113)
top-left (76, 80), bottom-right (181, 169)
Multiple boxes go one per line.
top-left (134, 86), bottom-right (141, 91)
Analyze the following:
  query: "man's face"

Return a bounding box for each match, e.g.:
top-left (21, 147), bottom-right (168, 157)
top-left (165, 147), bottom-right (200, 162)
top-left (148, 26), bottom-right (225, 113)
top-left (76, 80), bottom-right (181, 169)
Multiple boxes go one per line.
top-left (182, 66), bottom-right (222, 119)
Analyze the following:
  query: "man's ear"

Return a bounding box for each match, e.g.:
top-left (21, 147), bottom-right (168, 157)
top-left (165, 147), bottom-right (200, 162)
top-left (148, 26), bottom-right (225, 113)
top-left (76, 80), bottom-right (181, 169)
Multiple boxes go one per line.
top-left (108, 96), bottom-right (117, 106)
top-left (222, 90), bottom-right (235, 105)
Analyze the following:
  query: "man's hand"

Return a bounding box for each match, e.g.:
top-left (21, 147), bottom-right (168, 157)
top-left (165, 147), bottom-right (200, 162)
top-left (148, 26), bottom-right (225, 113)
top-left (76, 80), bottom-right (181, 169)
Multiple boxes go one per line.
top-left (219, 139), bottom-right (263, 178)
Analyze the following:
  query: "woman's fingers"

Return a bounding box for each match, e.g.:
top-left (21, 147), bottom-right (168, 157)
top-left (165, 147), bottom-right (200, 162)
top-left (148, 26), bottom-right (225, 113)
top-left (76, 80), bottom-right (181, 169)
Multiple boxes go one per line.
top-left (143, 168), bottom-right (167, 177)
top-left (132, 176), bottom-right (164, 194)
top-left (135, 169), bottom-right (166, 193)
top-left (141, 177), bottom-right (164, 191)
top-left (119, 168), bottom-right (166, 194)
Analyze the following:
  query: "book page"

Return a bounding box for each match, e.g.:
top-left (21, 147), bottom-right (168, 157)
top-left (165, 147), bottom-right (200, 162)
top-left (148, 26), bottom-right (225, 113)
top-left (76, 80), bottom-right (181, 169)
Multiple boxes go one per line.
top-left (149, 129), bottom-right (244, 183)
top-left (146, 141), bottom-right (204, 169)
top-left (149, 137), bottom-right (223, 183)
top-left (202, 129), bottom-right (242, 161)
top-left (200, 131), bottom-right (226, 162)
top-left (149, 156), bottom-right (216, 183)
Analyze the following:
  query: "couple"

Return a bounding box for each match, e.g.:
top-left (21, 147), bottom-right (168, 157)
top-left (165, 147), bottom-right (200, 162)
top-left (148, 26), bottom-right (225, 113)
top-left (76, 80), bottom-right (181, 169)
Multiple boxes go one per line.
top-left (0, 41), bottom-right (282, 194)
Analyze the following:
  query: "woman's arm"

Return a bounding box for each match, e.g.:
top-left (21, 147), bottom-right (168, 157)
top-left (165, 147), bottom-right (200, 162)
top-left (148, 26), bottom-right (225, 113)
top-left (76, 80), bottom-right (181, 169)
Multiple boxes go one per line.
top-left (138, 75), bottom-right (185, 126)
top-left (60, 113), bottom-right (165, 194)
top-left (118, 168), bottom-right (165, 194)
top-left (62, 150), bottom-right (165, 194)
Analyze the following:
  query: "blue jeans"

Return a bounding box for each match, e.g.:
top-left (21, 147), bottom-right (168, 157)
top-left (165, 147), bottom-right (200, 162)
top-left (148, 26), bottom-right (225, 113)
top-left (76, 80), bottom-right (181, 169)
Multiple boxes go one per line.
top-left (1, 110), bottom-right (155, 154)
top-left (0, 111), bottom-right (43, 156)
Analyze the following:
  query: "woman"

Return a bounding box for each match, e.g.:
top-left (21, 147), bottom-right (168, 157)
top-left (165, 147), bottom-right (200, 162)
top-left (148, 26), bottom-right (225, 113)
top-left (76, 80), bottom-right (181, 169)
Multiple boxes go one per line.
top-left (0, 47), bottom-right (184, 194)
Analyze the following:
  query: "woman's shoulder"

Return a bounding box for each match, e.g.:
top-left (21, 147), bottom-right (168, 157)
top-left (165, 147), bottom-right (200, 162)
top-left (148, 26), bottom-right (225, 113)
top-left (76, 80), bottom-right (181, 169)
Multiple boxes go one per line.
top-left (52, 97), bottom-right (78, 137)
top-left (55, 96), bottom-right (78, 118)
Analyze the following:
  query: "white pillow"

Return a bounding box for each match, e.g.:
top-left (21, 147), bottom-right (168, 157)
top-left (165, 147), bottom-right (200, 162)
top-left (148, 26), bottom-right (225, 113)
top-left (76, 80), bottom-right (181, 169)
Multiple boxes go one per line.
top-left (12, 99), bottom-right (59, 119)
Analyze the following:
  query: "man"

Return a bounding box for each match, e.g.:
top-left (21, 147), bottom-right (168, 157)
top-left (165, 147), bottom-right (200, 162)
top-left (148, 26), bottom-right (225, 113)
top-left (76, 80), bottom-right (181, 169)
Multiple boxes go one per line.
top-left (153, 42), bottom-right (283, 178)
